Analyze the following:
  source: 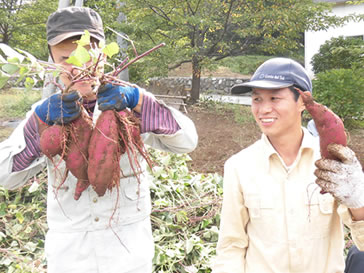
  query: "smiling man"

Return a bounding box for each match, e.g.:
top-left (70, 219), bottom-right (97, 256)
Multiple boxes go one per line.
top-left (212, 58), bottom-right (364, 273)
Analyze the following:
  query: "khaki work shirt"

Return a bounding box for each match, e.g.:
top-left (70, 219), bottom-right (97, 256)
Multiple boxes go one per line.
top-left (213, 128), bottom-right (364, 273)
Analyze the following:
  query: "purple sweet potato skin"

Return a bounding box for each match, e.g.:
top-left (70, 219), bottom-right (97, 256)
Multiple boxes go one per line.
top-left (87, 110), bottom-right (121, 197)
top-left (299, 90), bottom-right (347, 160)
top-left (40, 125), bottom-right (65, 158)
top-left (64, 116), bottom-right (93, 200)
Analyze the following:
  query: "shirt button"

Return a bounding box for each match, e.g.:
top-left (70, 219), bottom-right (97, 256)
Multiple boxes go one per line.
top-left (94, 217), bottom-right (99, 222)
top-left (93, 197), bottom-right (98, 203)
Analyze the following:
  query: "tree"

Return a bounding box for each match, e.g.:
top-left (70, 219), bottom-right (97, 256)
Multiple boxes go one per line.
top-left (0, 0), bottom-right (21, 45)
top-left (1, 0), bottom-right (57, 60)
top-left (118, 0), bottom-right (351, 102)
top-left (311, 36), bottom-right (364, 74)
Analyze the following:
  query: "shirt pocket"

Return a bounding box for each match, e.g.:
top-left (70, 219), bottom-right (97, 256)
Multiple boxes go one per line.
top-left (244, 194), bottom-right (275, 220)
top-left (116, 176), bottom-right (151, 224)
top-left (244, 193), bottom-right (281, 242)
top-left (304, 193), bottom-right (335, 239)
top-left (123, 176), bottom-right (149, 201)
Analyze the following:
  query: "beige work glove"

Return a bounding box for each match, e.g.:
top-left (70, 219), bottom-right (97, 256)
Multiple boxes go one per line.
top-left (314, 143), bottom-right (364, 209)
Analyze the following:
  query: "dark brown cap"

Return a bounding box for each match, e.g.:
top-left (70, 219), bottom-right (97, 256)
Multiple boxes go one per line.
top-left (47, 7), bottom-right (105, 46)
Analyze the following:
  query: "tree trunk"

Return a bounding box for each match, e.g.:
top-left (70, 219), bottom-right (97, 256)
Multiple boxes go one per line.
top-left (190, 55), bottom-right (201, 103)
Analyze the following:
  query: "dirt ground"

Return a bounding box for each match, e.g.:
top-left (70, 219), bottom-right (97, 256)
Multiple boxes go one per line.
top-left (185, 104), bottom-right (260, 175)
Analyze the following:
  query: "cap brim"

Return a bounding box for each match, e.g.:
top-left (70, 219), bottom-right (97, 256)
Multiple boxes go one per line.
top-left (231, 80), bottom-right (293, 94)
top-left (48, 31), bottom-right (104, 46)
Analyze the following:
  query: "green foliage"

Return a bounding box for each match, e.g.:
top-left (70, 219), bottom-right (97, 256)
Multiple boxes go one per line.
top-left (0, 88), bottom-right (41, 119)
top-left (148, 149), bottom-right (223, 272)
top-left (311, 36), bottom-right (364, 74)
top-left (0, 171), bottom-right (48, 273)
top-left (1, 0), bottom-right (57, 61)
top-left (217, 55), bottom-right (272, 75)
top-left (118, 0), bottom-right (351, 101)
top-left (312, 68), bottom-right (364, 126)
top-left (0, 43), bottom-right (57, 90)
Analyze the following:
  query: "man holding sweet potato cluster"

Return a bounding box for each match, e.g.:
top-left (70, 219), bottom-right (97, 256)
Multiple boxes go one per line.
top-left (0, 7), bottom-right (198, 273)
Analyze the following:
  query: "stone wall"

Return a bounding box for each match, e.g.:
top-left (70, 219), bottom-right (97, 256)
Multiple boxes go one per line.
top-left (142, 76), bottom-right (250, 96)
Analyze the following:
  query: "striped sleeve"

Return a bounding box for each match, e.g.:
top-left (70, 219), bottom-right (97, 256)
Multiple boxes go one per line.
top-left (139, 93), bottom-right (181, 135)
top-left (12, 113), bottom-right (42, 172)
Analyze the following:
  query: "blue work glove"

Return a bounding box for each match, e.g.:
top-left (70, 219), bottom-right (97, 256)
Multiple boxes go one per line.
top-left (97, 83), bottom-right (140, 111)
top-left (35, 92), bottom-right (81, 125)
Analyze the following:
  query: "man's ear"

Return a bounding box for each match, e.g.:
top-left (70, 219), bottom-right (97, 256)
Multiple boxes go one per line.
top-left (298, 95), bottom-right (306, 113)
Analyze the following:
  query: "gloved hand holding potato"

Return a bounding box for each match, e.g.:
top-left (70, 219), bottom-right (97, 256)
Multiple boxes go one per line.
top-left (314, 143), bottom-right (364, 209)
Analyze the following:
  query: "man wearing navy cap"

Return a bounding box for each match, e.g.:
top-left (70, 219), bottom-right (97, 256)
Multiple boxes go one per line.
top-left (212, 58), bottom-right (364, 273)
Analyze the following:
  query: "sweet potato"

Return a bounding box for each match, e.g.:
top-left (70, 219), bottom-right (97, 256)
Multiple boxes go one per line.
top-left (64, 114), bottom-right (93, 200)
top-left (88, 110), bottom-right (121, 196)
top-left (40, 125), bottom-right (66, 158)
top-left (298, 89), bottom-right (347, 160)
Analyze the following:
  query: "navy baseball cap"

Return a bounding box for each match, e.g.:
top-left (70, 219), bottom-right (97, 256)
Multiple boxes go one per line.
top-left (231, 57), bottom-right (312, 94)
top-left (47, 7), bottom-right (105, 46)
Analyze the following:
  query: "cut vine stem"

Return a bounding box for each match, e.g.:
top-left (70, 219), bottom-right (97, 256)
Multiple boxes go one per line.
top-left (113, 43), bottom-right (166, 77)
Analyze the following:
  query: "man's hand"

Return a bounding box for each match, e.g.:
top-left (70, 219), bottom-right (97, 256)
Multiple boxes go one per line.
top-left (315, 143), bottom-right (364, 208)
top-left (97, 84), bottom-right (139, 112)
top-left (35, 92), bottom-right (81, 125)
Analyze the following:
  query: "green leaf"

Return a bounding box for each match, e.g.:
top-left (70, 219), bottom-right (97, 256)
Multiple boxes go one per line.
top-left (8, 204), bottom-right (16, 210)
top-left (0, 203), bottom-right (6, 216)
top-left (185, 238), bottom-right (194, 254)
top-left (0, 43), bottom-right (25, 62)
top-left (24, 77), bottom-right (35, 90)
top-left (98, 40), bottom-right (105, 49)
top-left (66, 45), bottom-right (90, 67)
top-left (7, 57), bottom-right (20, 64)
top-left (16, 212), bottom-right (24, 224)
top-left (2, 64), bottom-right (19, 74)
top-left (16, 48), bottom-right (38, 65)
top-left (102, 42), bottom-right (119, 58)
top-left (0, 70), bottom-right (10, 89)
top-left (77, 30), bottom-right (91, 47)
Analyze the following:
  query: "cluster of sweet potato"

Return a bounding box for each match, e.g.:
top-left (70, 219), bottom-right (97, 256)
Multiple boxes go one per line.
top-left (40, 107), bottom-right (151, 200)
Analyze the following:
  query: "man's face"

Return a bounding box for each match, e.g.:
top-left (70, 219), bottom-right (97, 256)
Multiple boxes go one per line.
top-left (50, 39), bottom-right (97, 100)
top-left (251, 87), bottom-right (305, 140)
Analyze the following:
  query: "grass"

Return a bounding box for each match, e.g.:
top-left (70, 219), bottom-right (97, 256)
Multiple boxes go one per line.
top-left (0, 88), bottom-right (42, 119)
top-left (199, 96), bottom-right (256, 124)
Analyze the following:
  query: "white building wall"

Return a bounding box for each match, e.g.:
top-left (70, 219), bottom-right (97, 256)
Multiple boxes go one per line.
top-left (305, 3), bottom-right (364, 78)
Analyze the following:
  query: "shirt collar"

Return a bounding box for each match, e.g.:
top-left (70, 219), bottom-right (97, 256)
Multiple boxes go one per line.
top-left (260, 127), bottom-right (318, 172)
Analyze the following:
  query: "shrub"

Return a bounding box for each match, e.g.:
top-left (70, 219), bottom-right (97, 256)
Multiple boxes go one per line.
top-left (311, 36), bottom-right (364, 74)
top-left (312, 68), bottom-right (364, 126)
